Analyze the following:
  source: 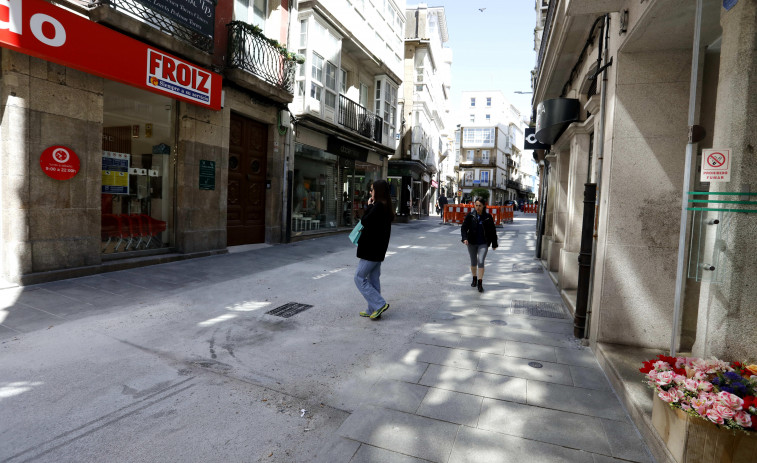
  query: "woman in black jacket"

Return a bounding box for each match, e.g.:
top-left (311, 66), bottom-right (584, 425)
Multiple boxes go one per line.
top-left (461, 197), bottom-right (498, 292)
top-left (354, 179), bottom-right (394, 319)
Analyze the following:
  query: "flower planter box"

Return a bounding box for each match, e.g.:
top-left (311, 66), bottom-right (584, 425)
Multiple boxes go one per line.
top-left (652, 395), bottom-right (757, 463)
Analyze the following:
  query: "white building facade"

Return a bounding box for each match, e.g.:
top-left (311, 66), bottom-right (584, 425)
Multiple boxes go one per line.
top-left (288, 0), bottom-right (404, 236)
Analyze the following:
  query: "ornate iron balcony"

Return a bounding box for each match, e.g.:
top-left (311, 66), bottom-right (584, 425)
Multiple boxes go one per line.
top-left (536, 0), bottom-right (558, 85)
top-left (338, 94), bottom-right (383, 143)
top-left (96, 0), bottom-right (213, 53)
top-left (227, 21), bottom-right (298, 94)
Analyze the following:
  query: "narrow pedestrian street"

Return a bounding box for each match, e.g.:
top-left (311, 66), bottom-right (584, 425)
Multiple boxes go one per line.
top-left (0, 214), bottom-right (652, 463)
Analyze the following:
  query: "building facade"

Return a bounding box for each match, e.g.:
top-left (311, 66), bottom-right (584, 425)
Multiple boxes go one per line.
top-left (0, 0), bottom-right (298, 284)
top-left (532, 0), bottom-right (757, 460)
top-left (288, 0), bottom-right (403, 235)
top-left (390, 3), bottom-right (450, 219)
top-left (457, 91), bottom-right (532, 204)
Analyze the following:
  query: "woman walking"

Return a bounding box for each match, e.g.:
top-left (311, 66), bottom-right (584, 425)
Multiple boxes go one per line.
top-left (461, 197), bottom-right (498, 292)
top-left (355, 179), bottom-right (394, 319)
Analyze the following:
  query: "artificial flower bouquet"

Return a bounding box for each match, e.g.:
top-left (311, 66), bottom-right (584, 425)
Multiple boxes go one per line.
top-left (640, 354), bottom-right (757, 433)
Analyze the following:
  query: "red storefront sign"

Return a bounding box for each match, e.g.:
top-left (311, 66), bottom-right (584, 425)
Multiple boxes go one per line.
top-left (40, 145), bottom-right (80, 180)
top-left (0, 0), bottom-right (222, 110)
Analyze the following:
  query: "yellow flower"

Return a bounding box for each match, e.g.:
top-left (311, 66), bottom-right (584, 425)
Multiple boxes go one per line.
top-left (746, 364), bottom-right (757, 376)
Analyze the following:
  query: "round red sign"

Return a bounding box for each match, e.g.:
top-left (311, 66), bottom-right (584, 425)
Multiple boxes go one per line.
top-left (40, 146), bottom-right (80, 180)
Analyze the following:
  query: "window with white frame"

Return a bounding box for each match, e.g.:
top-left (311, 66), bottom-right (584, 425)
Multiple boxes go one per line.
top-left (360, 83), bottom-right (368, 107)
top-left (463, 128), bottom-right (495, 146)
top-left (470, 97), bottom-right (476, 107)
top-left (469, 114), bottom-right (475, 123)
top-left (485, 114), bottom-right (490, 123)
top-left (486, 97), bottom-right (491, 106)
top-left (375, 77), bottom-right (398, 140)
top-left (466, 150), bottom-right (474, 163)
top-left (235, 0), bottom-right (266, 27)
top-left (324, 61), bottom-right (337, 108)
top-left (311, 52), bottom-right (324, 102)
top-left (340, 69), bottom-right (347, 94)
top-left (482, 150), bottom-right (490, 163)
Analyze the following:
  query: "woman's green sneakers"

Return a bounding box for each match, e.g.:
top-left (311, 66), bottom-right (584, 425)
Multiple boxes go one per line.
top-left (370, 303), bottom-right (390, 320)
top-left (359, 311), bottom-right (371, 317)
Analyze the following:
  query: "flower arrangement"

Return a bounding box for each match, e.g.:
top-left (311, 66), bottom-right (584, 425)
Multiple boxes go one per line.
top-left (640, 355), bottom-right (757, 433)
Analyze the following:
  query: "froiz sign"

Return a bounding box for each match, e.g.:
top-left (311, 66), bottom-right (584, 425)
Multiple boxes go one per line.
top-left (0, 0), bottom-right (221, 110)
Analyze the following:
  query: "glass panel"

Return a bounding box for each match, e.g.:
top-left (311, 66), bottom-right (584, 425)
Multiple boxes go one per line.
top-left (293, 144), bottom-right (338, 232)
top-left (312, 53), bottom-right (323, 82)
top-left (102, 81), bottom-right (174, 254)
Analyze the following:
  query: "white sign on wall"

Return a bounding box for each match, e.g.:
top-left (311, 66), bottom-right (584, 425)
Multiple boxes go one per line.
top-left (700, 148), bottom-right (731, 182)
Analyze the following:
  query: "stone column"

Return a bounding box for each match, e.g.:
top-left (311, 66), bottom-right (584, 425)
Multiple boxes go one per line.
top-left (693, 1), bottom-right (757, 361)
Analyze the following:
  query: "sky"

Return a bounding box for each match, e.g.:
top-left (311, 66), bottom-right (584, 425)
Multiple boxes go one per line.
top-left (414, 1), bottom-right (537, 121)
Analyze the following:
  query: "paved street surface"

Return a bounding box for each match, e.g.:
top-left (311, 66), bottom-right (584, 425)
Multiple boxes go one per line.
top-left (0, 214), bottom-right (653, 463)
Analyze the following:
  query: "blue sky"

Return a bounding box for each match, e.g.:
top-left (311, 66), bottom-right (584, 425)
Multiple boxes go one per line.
top-left (419, 1), bottom-right (537, 121)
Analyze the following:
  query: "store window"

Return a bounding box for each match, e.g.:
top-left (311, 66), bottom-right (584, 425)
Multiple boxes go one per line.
top-left (101, 81), bottom-right (175, 254)
top-left (293, 144), bottom-right (338, 233)
top-left (343, 160), bottom-right (381, 226)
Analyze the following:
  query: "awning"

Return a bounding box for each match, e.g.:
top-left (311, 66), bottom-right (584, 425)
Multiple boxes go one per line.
top-left (535, 98), bottom-right (580, 145)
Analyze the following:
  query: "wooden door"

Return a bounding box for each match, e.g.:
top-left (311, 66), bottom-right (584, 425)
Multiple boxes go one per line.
top-left (227, 114), bottom-right (268, 245)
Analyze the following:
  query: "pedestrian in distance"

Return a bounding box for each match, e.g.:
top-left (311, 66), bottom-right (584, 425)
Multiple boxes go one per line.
top-left (461, 197), bottom-right (498, 292)
top-left (437, 194), bottom-right (448, 221)
top-left (355, 179), bottom-right (394, 320)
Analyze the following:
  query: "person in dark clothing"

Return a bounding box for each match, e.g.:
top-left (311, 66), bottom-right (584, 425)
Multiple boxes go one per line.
top-left (437, 194), bottom-right (449, 221)
top-left (355, 179), bottom-right (394, 319)
top-left (461, 197), bottom-right (498, 292)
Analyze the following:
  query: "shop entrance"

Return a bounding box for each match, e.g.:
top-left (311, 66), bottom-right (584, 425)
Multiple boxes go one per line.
top-left (227, 113), bottom-right (268, 245)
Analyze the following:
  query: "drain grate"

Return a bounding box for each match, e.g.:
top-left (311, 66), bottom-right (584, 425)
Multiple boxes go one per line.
top-left (266, 302), bottom-right (314, 318)
top-left (512, 262), bottom-right (544, 273)
top-left (506, 300), bottom-right (568, 319)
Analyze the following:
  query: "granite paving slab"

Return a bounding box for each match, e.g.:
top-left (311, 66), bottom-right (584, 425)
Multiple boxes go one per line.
top-left (350, 444), bottom-right (431, 463)
top-left (336, 405), bottom-right (459, 462)
top-left (477, 353), bottom-right (573, 385)
top-left (504, 341), bottom-right (558, 363)
top-left (416, 388), bottom-right (483, 426)
top-left (527, 380), bottom-right (629, 421)
top-left (599, 418), bottom-right (653, 463)
top-left (448, 426), bottom-right (595, 463)
top-left (477, 398), bottom-right (612, 455)
top-left (411, 344), bottom-right (482, 370)
top-left (364, 380), bottom-right (429, 414)
top-left (555, 346), bottom-right (600, 368)
top-left (570, 365), bottom-right (612, 391)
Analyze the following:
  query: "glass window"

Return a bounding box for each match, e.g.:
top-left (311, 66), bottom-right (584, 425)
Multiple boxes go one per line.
top-left (486, 114), bottom-right (491, 122)
top-left (340, 68), bottom-right (347, 94)
top-left (325, 61), bottom-right (337, 109)
top-left (360, 83), bottom-right (369, 107)
top-left (486, 97), bottom-right (491, 106)
top-left (470, 97), bottom-right (476, 107)
top-left (311, 53), bottom-right (323, 82)
top-left (102, 81), bottom-right (174, 255)
top-left (463, 128), bottom-right (495, 147)
top-left (299, 19), bottom-right (308, 47)
top-left (293, 144), bottom-right (339, 232)
top-left (480, 171), bottom-right (490, 185)
top-left (482, 150), bottom-right (490, 163)
top-left (469, 114), bottom-right (475, 123)
top-left (466, 150), bottom-right (474, 162)
top-left (235, 0), bottom-right (267, 27)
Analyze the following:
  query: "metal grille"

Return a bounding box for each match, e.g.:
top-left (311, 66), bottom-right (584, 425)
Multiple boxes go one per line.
top-left (97, 0), bottom-right (213, 53)
top-left (507, 300), bottom-right (568, 319)
top-left (512, 262), bottom-right (544, 273)
top-left (338, 95), bottom-right (383, 142)
top-left (227, 22), bottom-right (297, 94)
top-left (266, 302), bottom-right (314, 318)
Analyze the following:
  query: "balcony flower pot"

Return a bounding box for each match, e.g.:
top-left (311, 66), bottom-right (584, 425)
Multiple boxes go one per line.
top-left (641, 355), bottom-right (757, 463)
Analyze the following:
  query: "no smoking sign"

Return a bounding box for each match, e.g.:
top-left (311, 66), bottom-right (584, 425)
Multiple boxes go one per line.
top-left (701, 148), bottom-right (731, 182)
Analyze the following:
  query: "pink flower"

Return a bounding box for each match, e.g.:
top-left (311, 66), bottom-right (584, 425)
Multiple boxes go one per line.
top-left (734, 411), bottom-right (753, 428)
top-left (706, 408), bottom-right (725, 424)
top-left (683, 378), bottom-right (699, 392)
top-left (647, 370), bottom-right (659, 381)
top-left (697, 380), bottom-right (713, 392)
top-left (718, 391), bottom-right (744, 411)
top-left (659, 389), bottom-right (679, 403)
top-left (653, 360), bottom-right (670, 370)
top-left (691, 397), bottom-right (710, 416)
top-left (713, 404), bottom-right (736, 420)
top-left (656, 371), bottom-right (675, 386)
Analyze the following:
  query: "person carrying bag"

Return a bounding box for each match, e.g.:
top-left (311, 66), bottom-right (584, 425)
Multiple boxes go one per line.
top-left (461, 197), bottom-right (498, 292)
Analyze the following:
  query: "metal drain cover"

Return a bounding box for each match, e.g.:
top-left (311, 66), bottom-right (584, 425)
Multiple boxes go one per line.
top-left (490, 319), bottom-right (508, 326)
top-left (266, 302), bottom-right (314, 318)
top-left (506, 300), bottom-right (569, 319)
top-left (512, 262), bottom-right (543, 273)
top-left (528, 362), bottom-right (544, 369)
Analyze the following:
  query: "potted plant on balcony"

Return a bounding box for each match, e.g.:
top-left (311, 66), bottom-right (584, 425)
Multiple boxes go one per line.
top-left (640, 355), bottom-right (757, 462)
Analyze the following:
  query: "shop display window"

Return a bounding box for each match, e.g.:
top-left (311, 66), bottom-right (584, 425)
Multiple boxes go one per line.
top-left (293, 145), bottom-right (338, 233)
top-left (101, 82), bottom-right (175, 254)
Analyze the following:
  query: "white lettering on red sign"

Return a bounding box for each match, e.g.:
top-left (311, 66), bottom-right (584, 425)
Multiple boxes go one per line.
top-left (1, 0), bottom-right (66, 47)
top-left (147, 49), bottom-right (211, 104)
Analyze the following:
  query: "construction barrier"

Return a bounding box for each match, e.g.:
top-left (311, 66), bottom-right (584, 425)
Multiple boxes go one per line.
top-left (523, 204), bottom-right (537, 214)
top-left (443, 204), bottom-right (514, 225)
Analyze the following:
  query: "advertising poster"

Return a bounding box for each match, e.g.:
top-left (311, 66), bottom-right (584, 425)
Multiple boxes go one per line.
top-left (102, 151), bottom-right (130, 194)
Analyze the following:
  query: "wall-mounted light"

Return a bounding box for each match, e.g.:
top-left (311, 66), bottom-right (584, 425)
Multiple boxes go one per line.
top-left (620, 10), bottom-right (629, 35)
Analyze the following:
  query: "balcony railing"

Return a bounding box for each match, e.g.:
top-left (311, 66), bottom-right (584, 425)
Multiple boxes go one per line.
top-left (227, 21), bottom-right (298, 94)
top-left (97, 0), bottom-right (212, 53)
top-left (338, 94), bottom-right (383, 143)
